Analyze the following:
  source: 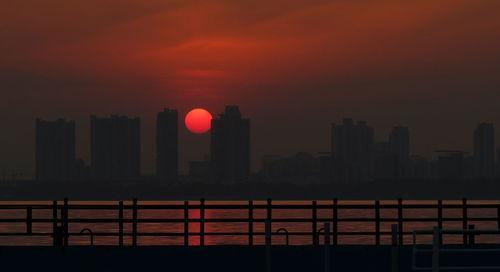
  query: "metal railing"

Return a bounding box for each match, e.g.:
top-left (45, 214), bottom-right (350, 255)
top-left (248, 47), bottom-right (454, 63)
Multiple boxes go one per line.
top-left (412, 227), bottom-right (500, 271)
top-left (1, 198), bottom-right (500, 246)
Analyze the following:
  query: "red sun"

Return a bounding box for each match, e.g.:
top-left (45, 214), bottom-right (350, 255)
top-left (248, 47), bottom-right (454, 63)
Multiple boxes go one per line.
top-left (185, 108), bottom-right (213, 134)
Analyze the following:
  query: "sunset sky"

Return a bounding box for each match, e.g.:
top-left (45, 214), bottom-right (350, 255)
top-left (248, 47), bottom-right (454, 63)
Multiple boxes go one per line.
top-left (2, 0), bottom-right (500, 177)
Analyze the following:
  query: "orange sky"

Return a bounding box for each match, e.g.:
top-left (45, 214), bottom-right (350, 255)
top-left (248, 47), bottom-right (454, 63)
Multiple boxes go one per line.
top-left (2, 0), bottom-right (500, 176)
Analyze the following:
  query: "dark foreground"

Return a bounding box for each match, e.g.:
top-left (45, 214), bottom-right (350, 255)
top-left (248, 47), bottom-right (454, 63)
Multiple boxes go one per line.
top-left (1, 245), bottom-right (500, 271)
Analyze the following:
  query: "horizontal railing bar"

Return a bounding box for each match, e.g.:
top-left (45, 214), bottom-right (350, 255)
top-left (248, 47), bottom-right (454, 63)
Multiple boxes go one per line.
top-left (0, 217), bottom-right (499, 224)
top-left (414, 229), bottom-right (500, 235)
top-left (0, 231), bottom-right (431, 236)
top-left (0, 217), bottom-right (498, 223)
top-left (0, 203), bottom-right (499, 209)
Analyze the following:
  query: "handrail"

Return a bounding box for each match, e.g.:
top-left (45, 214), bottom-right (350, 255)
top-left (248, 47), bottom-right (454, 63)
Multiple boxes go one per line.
top-left (276, 228), bottom-right (289, 245)
top-left (412, 227), bottom-right (500, 272)
top-left (79, 228), bottom-right (94, 246)
top-left (1, 198), bottom-right (500, 246)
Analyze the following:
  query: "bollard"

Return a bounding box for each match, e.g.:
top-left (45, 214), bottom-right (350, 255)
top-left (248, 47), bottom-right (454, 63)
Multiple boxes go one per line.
top-left (265, 219), bottom-right (271, 272)
top-left (324, 223), bottom-right (331, 272)
top-left (391, 224), bottom-right (399, 272)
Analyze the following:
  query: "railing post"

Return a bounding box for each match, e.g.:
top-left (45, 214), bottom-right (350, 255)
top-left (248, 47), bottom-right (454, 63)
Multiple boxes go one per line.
top-left (432, 226), bottom-right (440, 272)
top-left (462, 198), bottom-right (468, 245)
top-left (200, 198), bottom-right (205, 246)
top-left (391, 224), bottom-right (398, 272)
top-left (497, 203), bottom-right (500, 229)
top-left (437, 200), bottom-right (443, 245)
top-left (332, 198), bottom-right (338, 245)
top-left (52, 200), bottom-right (58, 246)
top-left (132, 198), bottom-right (138, 247)
top-left (119, 201), bottom-right (124, 247)
top-left (184, 201), bottom-right (189, 246)
top-left (375, 200), bottom-right (380, 245)
top-left (267, 198), bottom-right (272, 243)
top-left (397, 198), bottom-right (403, 245)
top-left (248, 200), bottom-right (254, 246)
top-left (26, 205), bottom-right (32, 234)
top-left (468, 224), bottom-right (475, 245)
top-left (312, 200), bottom-right (318, 245)
top-left (324, 223), bottom-right (330, 272)
top-left (265, 219), bottom-right (271, 272)
top-left (63, 198), bottom-right (69, 247)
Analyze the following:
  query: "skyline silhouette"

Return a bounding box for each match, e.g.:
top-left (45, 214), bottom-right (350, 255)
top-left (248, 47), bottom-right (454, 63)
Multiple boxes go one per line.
top-left (3, 1), bottom-right (500, 182)
top-left (27, 106), bottom-right (500, 184)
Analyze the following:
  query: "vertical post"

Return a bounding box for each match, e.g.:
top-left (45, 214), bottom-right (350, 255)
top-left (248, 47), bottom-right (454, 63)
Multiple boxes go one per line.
top-left (265, 219), bottom-right (271, 272)
top-left (63, 198), bottom-right (69, 247)
top-left (468, 224), bottom-right (475, 245)
top-left (312, 200), bottom-right (318, 245)
top-left (248, 200), bottom-right (254, 246)
top-left (200, 198), bottom-right (205, 246)
top-left (332, 198), bottom-right (338, 245)
top-left (324, 223), bottom-right (331, 272)
top-left (397, 198), bottom-right (403, 245)
top-left (119, 201), bottom-right (124, 247)
top-left (184, 201), bottom-right (189, 246)
top-left (437, 200), bottom-right (443, 245)
top-left (52, 200), bottom-right (58, 246)
top-left (375, 200), bottom-right (380, 245)
top-left (132, 198), bottom-right (138, 247)
top-left (26, 205), bottom-right (32, 234)
top-left (391, 224), bottom-right (398, 272)
top-left (462, 198), bottom-right (467, 245)
top-left (267, 198), bottom-right (272, 243)
top-left (497, 204), bottom-right (500, 229)
top-left (432, 226), bottom-right (440, 272)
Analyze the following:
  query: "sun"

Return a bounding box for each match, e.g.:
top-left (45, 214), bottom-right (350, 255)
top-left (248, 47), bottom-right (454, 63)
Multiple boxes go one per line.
top-left (185, 108), bottom-right (212, 134)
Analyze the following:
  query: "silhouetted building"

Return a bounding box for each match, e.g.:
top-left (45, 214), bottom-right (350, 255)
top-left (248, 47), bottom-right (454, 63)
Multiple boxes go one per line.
top-left (156, 108), bottom-right (178, 181)
top-left (73, 158), bottom-right (90, 180)
top-left (473, 123), bottom-right (495, 179)
top-left (389, 126), bottom-right (410, 178)
top-left (261, 155), bottom-right (283, 179)
top-left (409, 155), bottom-right (432, 179)
top-left (437, 151), bottom-right (464, 179)
top-left (331, 118), bottom-right (374, 183)
top-left (373, 142), bottom-right (395, 180)
top-left (211, 106), bottom-right (250, 183)
top-left (189, 161), bottom-right (211, 179)
top-left (318, 153), bottom-right (333, 183)
top-left (497, 148), bottom-right (500, 178)
top-left (260, 153), bottom-right (320, 183)
top-left (36, 119), bottom-right (75, 181)
top-left (90, 115), bottom-right (140, 180)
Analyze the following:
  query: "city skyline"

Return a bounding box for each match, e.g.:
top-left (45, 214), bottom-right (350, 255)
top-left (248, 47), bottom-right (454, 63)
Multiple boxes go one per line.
top-left (2, 1), bottom-right (500, 180)
top-left (30, 109), bottom-right (500, 182)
